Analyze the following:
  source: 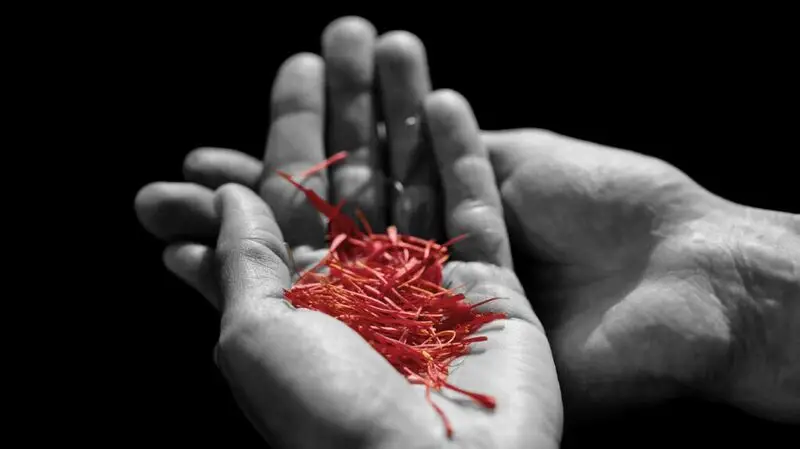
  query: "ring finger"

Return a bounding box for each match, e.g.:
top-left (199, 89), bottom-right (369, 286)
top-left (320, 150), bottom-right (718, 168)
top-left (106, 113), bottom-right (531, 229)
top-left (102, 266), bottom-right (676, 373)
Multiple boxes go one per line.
top-left (322, 17), bottom-right (385, 230)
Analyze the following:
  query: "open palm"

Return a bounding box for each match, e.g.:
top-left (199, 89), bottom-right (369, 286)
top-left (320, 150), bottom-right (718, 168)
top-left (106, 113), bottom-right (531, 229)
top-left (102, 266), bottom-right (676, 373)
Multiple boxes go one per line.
top-left (149, 92), bottom-right (562, 449)
top-left (486, 129), bottom-right (799, 420)
top-left (212, 186), bottom-right (559, 449)
top-left (134, 18), bottom-right (562, 448)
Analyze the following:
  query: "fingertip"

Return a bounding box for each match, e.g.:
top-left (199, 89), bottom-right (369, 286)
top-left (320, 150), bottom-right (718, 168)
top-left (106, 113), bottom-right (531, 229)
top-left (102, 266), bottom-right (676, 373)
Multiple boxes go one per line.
top-left (163, 243), bottom-right (220, 310)
top-left (279, 52), bottom-right (325, 73)
top-left (183, 147), bottom-right (263, 189)
top-left (184, 147), bottom-right (216, 176)
top-left (425, 89), bottom-right (469, 113)
top-left (276, 52), bottom-right (325, 85)
top-left (272, 53), bottom-right (326, 113)
top-left (425, 89), bottom-right (476, 130)
top-left (322, 16), bottom-right (377, 47)
top-left (375, 30), bottom-right (427, 65)
top-left (162, 242), bottom-right (197, 277)
top-left (375, 30), bottom-right (431, 110)
top-left (322, 16), bottom-right (376, 91)
top-left (425, 89), bottom-right (481, 155)
top-left (134, 182), bottom-right (175, 231)
top-left (183, 147), bottom-right (230, 183)
top-left (162, 242), bottom-right (179, 265)
top-left (134, 182), bottom-right (161, 217)
top-left (321, 16), bottom-right (381, 226)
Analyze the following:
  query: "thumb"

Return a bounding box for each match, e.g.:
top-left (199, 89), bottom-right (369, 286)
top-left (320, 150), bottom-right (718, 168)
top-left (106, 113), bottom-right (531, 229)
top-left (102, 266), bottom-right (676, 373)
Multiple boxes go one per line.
top-left (482, 129), bottom-right (533, 186)
top-left (214, 183), bottom-right (294, 322)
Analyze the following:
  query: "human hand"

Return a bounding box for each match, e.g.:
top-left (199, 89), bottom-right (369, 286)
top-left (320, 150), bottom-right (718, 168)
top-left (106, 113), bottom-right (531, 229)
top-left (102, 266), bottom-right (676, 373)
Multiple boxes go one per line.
top-left (485, 128), bottom-right (800, 421)
top-left (135, 16), bottom-right (443, 303)
top-left (134, 16), bottom-right (562, 447)
top-left (135, 15), bottom-right (799, 428)
top-left (161, 123), bottom-right (799, 425)
top-left (171, 92), bottom-right (561, 448)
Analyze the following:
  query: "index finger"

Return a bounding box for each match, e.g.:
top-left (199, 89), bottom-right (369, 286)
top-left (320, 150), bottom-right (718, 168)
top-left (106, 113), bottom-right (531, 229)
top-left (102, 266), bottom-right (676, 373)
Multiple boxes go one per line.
top-left (259, 53), bottom-right (328, 249)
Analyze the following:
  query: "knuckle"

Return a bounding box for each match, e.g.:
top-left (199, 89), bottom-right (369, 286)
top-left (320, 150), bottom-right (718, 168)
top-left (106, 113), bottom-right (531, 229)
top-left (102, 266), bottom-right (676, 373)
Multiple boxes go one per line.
top-left (241, 234), bottom-right (289, 267)
top-left (218, 231), bottom-right (289, 269)
top-left (215, 232), bottom-right (290, 280)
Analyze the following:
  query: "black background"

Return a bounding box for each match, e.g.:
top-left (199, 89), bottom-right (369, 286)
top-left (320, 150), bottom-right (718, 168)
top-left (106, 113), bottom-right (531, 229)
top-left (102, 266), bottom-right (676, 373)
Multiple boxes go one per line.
top-left (110, 7), bottom-right (797, 447)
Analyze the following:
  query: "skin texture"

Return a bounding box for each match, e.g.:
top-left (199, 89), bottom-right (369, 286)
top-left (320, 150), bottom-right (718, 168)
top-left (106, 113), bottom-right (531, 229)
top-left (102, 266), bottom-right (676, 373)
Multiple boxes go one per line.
top-left (143, 127), bottom-right (800, 425)
top-left (210, 178), bottom-right (561, 449)
top-left (135, 15), bottom-right (800, 445)
top-left (484, 129), bottom-right (800, 421)
top-left (136, 18), bottom-right (562, 449)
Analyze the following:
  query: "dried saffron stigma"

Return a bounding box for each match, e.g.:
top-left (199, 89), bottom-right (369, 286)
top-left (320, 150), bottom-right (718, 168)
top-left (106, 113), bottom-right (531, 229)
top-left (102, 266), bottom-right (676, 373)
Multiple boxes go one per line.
top-left (281, 153), bottom-right (506, 439)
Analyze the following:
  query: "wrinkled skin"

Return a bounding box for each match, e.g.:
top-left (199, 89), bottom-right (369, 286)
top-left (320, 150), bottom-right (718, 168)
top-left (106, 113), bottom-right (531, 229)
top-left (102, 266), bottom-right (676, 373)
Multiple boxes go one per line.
top-left (485, 129), bottom-right (800, 421)
top-left (135, 17), bottom-right (562, 449)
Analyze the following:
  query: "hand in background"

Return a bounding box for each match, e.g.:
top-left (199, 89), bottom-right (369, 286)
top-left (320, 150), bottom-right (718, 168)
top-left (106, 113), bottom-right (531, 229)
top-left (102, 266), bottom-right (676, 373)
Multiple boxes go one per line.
top-left (485, 128), bottom-right (800, 421)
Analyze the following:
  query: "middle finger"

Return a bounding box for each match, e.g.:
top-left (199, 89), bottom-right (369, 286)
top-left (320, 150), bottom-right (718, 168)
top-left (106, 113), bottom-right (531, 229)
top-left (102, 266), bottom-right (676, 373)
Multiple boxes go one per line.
top-left (322, 17), bottom-right (386, 231)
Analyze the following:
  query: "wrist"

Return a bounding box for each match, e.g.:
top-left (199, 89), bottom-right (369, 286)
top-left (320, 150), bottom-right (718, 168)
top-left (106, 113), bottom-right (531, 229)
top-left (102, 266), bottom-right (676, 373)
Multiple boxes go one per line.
top-left (710, 208), bottom-right (800, 421)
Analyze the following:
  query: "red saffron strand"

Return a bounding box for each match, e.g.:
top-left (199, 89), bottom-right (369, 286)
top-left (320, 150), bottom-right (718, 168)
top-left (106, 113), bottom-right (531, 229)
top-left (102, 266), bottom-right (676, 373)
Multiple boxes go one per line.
top-left (426, 384), bottom-right (453, 439)
top-left (355, 208), bottom-right (373, 236)
top-left (278, 153), bottom-right (505, 440)
top-left (298, 150), bottom-right (348, 178)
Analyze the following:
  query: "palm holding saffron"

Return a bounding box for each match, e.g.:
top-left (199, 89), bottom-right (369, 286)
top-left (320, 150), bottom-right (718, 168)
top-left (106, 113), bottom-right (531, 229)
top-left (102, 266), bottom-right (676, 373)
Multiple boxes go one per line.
top-left (135, 19), bottom-right (563, 448)
top-left (206, 91), bottom-right (561, 448)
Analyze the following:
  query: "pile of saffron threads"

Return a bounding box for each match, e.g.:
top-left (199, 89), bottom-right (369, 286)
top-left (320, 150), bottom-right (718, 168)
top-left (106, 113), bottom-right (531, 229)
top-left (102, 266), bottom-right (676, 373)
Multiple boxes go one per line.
top-left (278, 152), bottom-right (506, 439)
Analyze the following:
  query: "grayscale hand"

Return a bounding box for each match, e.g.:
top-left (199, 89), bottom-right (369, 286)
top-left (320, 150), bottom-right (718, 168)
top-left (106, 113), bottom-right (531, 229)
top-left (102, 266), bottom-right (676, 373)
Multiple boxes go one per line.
top-left (135, 17), bottom-right (563, 448)
top-left (484, 128), bottom-right (799, 421)
top-left (135, 16), bottom-right (800, 430)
